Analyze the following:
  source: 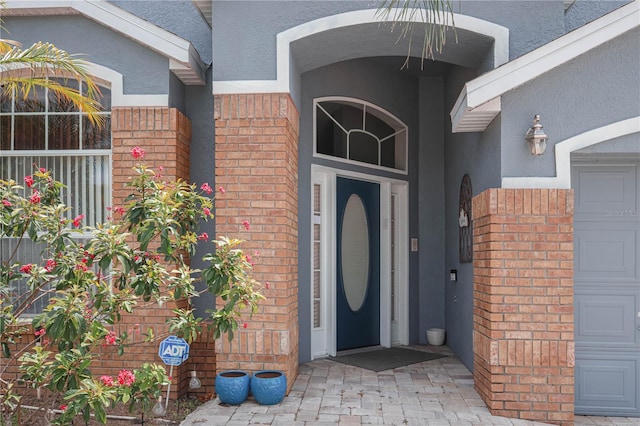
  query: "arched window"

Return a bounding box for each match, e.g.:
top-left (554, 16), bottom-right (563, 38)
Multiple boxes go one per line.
top-left (314, 98), bottom-right (407, 173)
top-left (0, 73), bottom-right (111, 314)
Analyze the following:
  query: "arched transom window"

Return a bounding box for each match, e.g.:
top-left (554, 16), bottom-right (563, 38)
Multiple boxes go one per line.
top-left (314, 98), bottom-right (407, 173)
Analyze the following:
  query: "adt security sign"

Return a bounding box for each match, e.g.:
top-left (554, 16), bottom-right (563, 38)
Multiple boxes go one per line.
top-left (158, 336), bottom-right (189, 366)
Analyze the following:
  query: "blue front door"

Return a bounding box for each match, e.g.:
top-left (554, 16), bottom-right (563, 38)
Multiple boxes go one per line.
top-left (336, 177), bottom-right (380, 351)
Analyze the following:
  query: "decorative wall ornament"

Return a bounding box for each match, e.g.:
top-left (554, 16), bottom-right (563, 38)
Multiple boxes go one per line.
top-left (459, 174), bottom-right (473, 263)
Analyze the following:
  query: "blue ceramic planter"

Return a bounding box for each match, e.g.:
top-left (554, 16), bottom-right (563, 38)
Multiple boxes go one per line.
top-left (215, 370), bottom-right (250, 405)
top-left (250, 370), bottom-right (286, 405)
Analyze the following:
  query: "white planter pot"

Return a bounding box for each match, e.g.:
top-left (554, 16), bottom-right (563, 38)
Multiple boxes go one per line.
top-left (426, 328), bottom-right (445, 346)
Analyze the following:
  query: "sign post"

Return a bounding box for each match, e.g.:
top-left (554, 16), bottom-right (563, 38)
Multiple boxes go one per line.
top-left (158, 336), bottom-right (190, 410)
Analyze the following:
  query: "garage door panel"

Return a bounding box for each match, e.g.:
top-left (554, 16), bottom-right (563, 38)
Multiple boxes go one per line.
top-left (573, 160), bottom-right (640, 417)
top-left (575, 226), bottom-right (638, 281)
top-left (574, 165), bottom-right (637, 218)
top-left (576, 356), bottom-right (638, 414)
top-left (576, 294), bottom-right (637, 345)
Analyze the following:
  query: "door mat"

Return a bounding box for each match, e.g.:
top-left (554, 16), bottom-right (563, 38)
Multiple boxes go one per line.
top-left (329, 347), bottom-right (446, 372)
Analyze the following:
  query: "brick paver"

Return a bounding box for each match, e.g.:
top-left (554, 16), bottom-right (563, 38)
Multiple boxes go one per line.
top-left (181, 345), bottom-right (640, 425)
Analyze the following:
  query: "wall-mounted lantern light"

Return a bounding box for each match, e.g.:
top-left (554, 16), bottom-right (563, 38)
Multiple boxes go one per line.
top-left (525, 115), bottom-right (548, 155)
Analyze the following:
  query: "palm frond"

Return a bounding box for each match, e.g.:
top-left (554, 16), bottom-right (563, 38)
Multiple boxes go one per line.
top-left (376, 0), bottom-right (457, 68)
top-left (0, 41), bottom-right (104, 124)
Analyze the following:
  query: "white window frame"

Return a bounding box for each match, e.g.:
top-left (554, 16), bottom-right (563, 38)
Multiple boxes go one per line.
top-left (313, 97), bottom-right (409, 175)
top-left (0, 74), bottom-right (113, 315)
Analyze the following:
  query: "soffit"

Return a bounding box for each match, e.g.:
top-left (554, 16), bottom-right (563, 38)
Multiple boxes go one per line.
top-left (192, 0), bottom-right (212, 27)
top-left (3, 0), bottom-right (206, 85)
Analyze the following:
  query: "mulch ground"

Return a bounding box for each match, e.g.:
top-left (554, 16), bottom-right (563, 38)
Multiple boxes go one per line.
top-left (10, 395), bottom-right (204, 425)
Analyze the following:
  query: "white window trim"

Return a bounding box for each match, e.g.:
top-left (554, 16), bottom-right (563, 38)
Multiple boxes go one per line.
top-left (311, 165), bottom-right (409, 359)
top-left (313, 96), bottom-right (409, 175)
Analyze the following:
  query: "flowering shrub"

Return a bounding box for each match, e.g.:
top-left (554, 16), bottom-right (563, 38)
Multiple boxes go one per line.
top-left (0, 148), bottom-right (264, 424)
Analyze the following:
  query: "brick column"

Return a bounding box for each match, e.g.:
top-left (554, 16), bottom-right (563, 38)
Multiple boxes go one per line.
top-left (110, 107), bottom-right (193, 396)
top-left (214, 94), bottom-right (299, 391)
top-left (472, 189), bottom-right (575, 425)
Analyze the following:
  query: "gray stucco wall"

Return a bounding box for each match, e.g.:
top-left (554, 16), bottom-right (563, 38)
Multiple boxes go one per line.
top-left (565, 0), bottom-right (631, 32)
top-left (299, 57), bottom-right (443, 362)
top-left (212, 0), bottom-right (626, 84)
top-left (187, 68), bottom-right (217, 315)
top-left (3, 15), bottom-right (170, 96)
top-left (501, 27), bottom-right (640, 178)
top-left (443, 66), bottom-right (502, 371)
top-left (213, 1), bottom-right (372, 81)
top-left (452, 0), bottom-right (565, 60)
top-left (575, 133), bottom-right (640, 155)
top-left (418, 77), bottom-right (446, 343)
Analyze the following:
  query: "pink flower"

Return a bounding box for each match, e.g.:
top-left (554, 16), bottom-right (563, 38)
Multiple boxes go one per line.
top-left (72, 214), bottom-right (85, 228)
top-left (243, 322), bottom-right (248, 329)
top-left (45, 259), bottom-right (57, 272)
top-left (242, 220), bottom-right (250, 231)
top-left (245, 255), bottom-right (254, 266)
top-left (113, 206), bottom-right (125, 215)
top-left (104, 331), bottom-right (117, 346)
top-left (200, 183), bottom-right (213, 194)
top-left (19, 264), bottom-right (33, 274)
top-left (38, 167), bottom-right (46, 173)
top-left (59, 404), bottom-right (67, 412)
top-left (29, 191), bottom-right (40, 204)
top-left (218, 186), bottom-right (225, 194)
top-left (265, 282), bottom-right (270, 290)
top-left (75, 264), bottom-right (88, 272)
top-left (2, 199), bottom-right (11, 207)
top-left (131, 146), bottom-right (145, 159)
top-left (24, 175), bottom-right (34, 188)
top-left (34, 329), bottom-right (45, 337)
top-left (202, 207), bottom-right (211, 216)
top-left (117, 370), bottom-right (136, 386)
top-left (197, 232), bottom-right (209, 241)
top-left (254, 250), bottom-right (260, 256)
top-left (100, 375), bottom-right (114, 387)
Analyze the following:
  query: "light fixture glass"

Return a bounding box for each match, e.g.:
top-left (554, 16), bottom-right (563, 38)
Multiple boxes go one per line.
top-left (189, 370), bottom-right (202, 389)
top-left (525, 114), bottom-right (548, 155)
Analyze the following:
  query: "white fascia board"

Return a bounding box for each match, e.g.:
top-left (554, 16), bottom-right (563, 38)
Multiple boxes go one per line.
top-left (451, 0), bottom-right (640, 133)
top-left (501, 117), bottom-right (640, 189)
top-left (4, 0), bottom-right (206, 86)
top-left (214, 8), bottom-right (509, 95)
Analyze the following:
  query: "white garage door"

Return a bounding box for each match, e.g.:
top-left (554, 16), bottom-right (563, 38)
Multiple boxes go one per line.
top-left (573, 160), bottom-right (640, 416)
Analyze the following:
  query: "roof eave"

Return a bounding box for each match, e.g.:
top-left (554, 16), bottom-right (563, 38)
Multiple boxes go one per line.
top-left (450, 0), bottom-right (639, 133)
top-left (4, 0), bottom-right (207, 86)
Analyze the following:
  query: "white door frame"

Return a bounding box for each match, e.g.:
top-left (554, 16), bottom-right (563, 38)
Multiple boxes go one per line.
top-left (311, 164), bottom-right (409, 358)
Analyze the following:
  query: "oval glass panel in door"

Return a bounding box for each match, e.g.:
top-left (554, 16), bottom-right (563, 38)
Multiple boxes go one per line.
top-left (341, 194), bottom-right (370, 312)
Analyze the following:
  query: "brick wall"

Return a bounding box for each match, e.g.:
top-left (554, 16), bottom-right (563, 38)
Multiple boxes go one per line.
top-left (110, 106), bottom-right (193, 397)
top-left (213, 93), bottom-right (300, 391)
top-left (472, 188), bottom-right (575, 425)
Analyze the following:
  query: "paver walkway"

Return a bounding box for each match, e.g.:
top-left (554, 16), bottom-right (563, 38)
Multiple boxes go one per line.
top-left (180, 345), bottom-right (640, 425)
